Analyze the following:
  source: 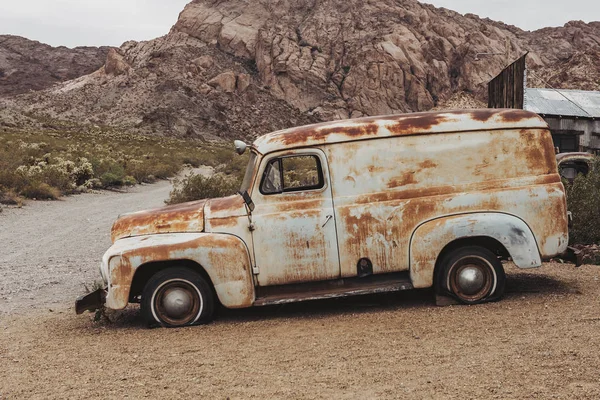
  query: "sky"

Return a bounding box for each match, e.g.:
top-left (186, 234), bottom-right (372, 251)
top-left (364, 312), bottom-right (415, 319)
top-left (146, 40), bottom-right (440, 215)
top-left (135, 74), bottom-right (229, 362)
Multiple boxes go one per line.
top-left (0, 0), bottom-right (598, 48)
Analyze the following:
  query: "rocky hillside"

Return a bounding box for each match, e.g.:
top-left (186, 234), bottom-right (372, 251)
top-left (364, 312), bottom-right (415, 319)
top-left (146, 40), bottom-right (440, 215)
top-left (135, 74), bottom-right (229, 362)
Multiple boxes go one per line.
top-left (0, 35), bottom-right (109, 96)
top-left (1, 1), bottom-right (599, 141)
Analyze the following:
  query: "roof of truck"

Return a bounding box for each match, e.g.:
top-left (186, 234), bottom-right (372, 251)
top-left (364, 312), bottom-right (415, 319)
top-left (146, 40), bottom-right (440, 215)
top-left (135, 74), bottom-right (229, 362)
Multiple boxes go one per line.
top-left (252, 108), bottom-right (548, 154)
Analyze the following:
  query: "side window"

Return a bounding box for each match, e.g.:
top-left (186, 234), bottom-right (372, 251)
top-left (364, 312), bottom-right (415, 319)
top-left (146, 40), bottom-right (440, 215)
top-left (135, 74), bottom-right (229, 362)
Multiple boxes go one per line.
top-left (260, 154), bottom-right (324, 195)
top-left (261, 159), bottom-right (282, 193)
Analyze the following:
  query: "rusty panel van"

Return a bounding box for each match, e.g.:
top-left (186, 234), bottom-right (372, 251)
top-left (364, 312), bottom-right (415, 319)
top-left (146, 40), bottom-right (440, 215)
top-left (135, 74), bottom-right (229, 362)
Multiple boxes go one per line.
top-left (76, 109), bottom-right (570, 327)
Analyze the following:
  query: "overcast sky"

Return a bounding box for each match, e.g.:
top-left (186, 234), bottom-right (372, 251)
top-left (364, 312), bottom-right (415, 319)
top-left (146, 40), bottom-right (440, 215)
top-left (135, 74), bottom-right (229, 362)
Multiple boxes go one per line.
top-left (0, 0), bottom-right (598, 48)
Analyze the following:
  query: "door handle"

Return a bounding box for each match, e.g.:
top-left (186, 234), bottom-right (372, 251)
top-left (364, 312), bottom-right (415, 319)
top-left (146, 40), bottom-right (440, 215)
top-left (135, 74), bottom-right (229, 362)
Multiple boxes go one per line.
top-left (322, 215), bottom-right (333, 228)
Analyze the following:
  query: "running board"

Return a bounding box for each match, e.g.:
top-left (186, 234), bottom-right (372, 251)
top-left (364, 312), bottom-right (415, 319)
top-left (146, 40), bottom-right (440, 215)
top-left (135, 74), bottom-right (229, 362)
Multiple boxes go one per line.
top-left (254, 274), bottom-right (413, 307)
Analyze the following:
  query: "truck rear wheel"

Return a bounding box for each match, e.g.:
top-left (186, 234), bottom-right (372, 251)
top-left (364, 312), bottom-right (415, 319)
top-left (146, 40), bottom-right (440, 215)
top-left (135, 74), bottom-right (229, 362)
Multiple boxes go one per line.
top-left (141, 267), bottom-right (215, 327)
top-left (436, 246), bottom-right (505, 304)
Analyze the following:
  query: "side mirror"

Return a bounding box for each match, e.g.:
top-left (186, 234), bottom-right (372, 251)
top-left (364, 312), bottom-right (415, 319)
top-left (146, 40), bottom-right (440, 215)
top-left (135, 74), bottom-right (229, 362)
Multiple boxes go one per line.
top-left (234, 140), bottom-right (247, 155)
top-left (238, 190), bottom-right (255, 213)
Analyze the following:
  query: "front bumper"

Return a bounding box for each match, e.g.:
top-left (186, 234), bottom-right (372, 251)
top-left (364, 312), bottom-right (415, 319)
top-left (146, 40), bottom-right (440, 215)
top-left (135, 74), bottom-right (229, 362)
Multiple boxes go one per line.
top-left (75, 289), bottom-right (107, 314)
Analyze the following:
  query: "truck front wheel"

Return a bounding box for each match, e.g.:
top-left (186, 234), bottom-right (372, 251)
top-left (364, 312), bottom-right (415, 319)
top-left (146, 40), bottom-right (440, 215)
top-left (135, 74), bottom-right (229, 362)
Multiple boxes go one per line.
top-left (436, 246), bottom-right (506, 304)
top-left (141, 267), bottom-right (215, 327)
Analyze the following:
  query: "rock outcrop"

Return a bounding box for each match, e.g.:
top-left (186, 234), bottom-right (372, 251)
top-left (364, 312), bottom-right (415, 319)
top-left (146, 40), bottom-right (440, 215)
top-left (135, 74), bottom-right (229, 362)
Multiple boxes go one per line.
top-left (0, 35), bottom-right (109, 96)
top-left (1, 1), bottom-right (599, 141)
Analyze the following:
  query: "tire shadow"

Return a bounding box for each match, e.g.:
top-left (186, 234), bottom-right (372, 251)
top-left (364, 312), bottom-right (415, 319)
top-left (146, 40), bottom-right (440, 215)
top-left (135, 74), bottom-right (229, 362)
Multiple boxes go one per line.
top-left (86, 272), bottom-right (580, 329)
top-left (504, 271), bottom-right (582, 298)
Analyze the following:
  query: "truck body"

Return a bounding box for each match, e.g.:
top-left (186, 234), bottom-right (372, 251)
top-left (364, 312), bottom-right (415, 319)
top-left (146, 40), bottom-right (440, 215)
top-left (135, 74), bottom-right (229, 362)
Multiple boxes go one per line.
top-left (76, 109), bottom-right (570, 327)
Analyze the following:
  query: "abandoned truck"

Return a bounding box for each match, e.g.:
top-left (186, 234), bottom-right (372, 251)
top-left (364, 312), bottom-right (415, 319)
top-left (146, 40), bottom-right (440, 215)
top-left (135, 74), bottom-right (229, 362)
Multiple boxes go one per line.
top-left (76, 108), bottom-right (570, 327)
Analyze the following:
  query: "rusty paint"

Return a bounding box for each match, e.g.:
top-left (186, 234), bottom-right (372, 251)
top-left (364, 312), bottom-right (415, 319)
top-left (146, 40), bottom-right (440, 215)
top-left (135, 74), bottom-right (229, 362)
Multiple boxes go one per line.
top-left (387, 172), bottom-right (417, 188)
top-left (556, 152), bottom-right (594, 164)
top-left (208, 195), bottom-right (244, 213)
top-left (111, 199), bottom-right (207, 242)
top-left (104, 233), bottom-right (254, 310)
top-left (419, 160), bottom-right (438, 169)
top-left (252, 108), bottom-right (548, 155)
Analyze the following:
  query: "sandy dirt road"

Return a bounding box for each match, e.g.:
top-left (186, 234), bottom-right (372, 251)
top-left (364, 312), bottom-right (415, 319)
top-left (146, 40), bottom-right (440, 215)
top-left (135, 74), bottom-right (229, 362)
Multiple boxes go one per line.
top-left (1, 180), bottom-right (600, 399)
top-left (0, 181), bottom-right (173, 316)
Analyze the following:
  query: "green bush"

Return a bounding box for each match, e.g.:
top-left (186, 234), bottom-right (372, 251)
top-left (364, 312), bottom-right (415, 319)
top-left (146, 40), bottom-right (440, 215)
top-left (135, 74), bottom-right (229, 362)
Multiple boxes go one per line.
top-left (167, 173), bottom-right (242, 205)
top-left (565, 157), bottom-right (600, 245)
top-left (100, 172), bottom-right (125, 187)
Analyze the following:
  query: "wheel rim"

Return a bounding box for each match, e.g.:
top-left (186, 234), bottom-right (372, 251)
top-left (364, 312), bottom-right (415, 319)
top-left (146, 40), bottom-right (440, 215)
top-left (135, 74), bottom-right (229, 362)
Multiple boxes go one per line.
top-left (448, 256), bottom-right (495, 302)
top-left (152, 279), bottom-right (202, 326)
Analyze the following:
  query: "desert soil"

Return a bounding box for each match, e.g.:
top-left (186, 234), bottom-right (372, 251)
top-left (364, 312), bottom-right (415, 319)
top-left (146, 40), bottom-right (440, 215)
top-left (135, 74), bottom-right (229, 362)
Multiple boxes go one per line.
top-left (1, 179), bottom-right (600, 399)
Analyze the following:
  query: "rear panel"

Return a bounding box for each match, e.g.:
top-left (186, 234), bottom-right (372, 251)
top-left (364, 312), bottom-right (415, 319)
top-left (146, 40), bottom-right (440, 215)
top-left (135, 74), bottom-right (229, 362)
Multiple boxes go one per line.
top-left (324, 127), bottom-right (568, 278)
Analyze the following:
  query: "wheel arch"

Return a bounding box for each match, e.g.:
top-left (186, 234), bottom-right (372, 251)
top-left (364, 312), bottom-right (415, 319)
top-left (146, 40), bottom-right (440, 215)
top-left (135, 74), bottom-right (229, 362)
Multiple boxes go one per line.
top-left (104, 233), bottom-right (255, 310)
top-left (129, 259), bottom-right (218, 304)
top-left (409, 212), bottom-right (542, 288)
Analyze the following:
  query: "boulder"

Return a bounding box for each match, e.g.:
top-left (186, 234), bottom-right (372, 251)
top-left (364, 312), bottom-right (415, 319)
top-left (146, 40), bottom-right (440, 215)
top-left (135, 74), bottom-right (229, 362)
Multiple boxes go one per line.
top-left (208, 71), bottom-right (236, 93)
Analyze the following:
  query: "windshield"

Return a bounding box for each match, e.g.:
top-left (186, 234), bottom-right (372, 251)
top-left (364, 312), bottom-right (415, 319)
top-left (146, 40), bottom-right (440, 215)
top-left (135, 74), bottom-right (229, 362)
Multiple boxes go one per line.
top-left (240, 151), bottom-right (258, 193)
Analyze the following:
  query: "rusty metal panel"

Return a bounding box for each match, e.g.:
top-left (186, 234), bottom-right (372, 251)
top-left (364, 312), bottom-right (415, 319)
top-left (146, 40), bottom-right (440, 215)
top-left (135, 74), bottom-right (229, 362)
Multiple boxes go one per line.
top-left (488, 53), bottom-right (527, 109)
top-left (556, 152), bottom-right (595, 164)
top-left (111, 199), bottom-right (207, 242)
top-left (324, 126), bottom-right (566, 279)
top-left (410, 213), bottom-right (550, 289)
top-left (253, 109), bottom-right (547, 154)
top-left (248, 148), bottom-right (340, 286)
top-left (102, 233), bottom-right (254, 309)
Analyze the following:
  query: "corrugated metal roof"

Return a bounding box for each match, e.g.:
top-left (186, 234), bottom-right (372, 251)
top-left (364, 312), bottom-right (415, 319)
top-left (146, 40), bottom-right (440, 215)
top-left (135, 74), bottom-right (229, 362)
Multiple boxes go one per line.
top-left (524, 88), bottom-right (600, 118)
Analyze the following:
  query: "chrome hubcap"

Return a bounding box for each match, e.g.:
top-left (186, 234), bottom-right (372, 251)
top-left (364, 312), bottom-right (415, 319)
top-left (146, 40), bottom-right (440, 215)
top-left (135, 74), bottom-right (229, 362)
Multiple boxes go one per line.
top-left (457, 265), bottom-right (486, 295)
top-left (162, 288), bottom-right (193, 319)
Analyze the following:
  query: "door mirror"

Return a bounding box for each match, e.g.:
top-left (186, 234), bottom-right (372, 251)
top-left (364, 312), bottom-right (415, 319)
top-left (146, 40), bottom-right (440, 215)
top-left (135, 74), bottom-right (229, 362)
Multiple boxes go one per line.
top-left (234, 140), bottom-right (248, 155)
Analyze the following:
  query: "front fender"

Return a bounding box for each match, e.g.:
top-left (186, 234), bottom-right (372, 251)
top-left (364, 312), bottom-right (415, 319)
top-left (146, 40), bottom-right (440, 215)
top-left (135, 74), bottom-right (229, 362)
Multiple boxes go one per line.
top-left (103, 233), bottom-right (254, 310)
top-left (409, 213), bottom-right (541, 288)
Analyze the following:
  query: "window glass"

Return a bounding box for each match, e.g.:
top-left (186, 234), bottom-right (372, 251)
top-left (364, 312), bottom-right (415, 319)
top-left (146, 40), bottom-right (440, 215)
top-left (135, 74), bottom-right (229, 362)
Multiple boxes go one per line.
top-left (560, 166), bottom-right (577, 180)
top-left (261, 158), bottom-right (282, 194)
top-left (240, 151), bottom-right (258, 193)
top-left (282, 156), bottom-right (322, 190)
top-left (260, 154), bottom-right (323, 194)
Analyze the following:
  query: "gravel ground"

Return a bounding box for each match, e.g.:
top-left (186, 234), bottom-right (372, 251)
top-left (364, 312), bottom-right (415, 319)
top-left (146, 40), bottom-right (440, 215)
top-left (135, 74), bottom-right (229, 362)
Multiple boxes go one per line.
top-left (0, 181), bottom-right (173, 316)
top-left (1, 180), bottom-right (599, 399)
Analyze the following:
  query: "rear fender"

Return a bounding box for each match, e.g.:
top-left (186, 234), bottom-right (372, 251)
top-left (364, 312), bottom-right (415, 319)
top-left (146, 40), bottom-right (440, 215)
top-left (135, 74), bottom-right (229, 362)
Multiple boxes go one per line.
top-left (409, 213), bottom-right (541, 288)
top-left (104, 233), bottom-right (254, 310)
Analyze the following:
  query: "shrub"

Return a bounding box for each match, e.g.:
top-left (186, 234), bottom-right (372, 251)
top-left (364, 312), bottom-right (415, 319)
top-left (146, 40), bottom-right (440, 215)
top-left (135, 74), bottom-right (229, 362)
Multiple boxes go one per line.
top-left (167, 173), bottom-right (241, 205)
top-left (565, 157), bottom-right (600, 245)
top-left (100, 172), bottom-right (125, 187)
top-left (20, 182), bottom-right (61, 200)
top-left (0, 188), bottom-right (23, 206)
top-left (123, 176), bottom-right (137, 186)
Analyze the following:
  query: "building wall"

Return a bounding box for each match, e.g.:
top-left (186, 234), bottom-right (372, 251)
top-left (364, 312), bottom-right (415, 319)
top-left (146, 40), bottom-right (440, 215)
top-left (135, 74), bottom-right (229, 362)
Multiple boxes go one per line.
top-left (544, 116), bottom-right (600, 153)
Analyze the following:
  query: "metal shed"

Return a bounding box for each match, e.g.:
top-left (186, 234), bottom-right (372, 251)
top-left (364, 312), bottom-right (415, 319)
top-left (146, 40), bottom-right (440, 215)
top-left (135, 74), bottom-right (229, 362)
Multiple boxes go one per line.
top-left (524, 88), bottom-right (600, 153)
top-left (488, 55), bottom-right (600, 154)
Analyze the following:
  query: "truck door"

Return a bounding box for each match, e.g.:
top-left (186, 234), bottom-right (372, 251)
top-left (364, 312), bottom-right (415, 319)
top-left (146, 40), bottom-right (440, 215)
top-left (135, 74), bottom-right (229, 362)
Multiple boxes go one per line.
top-left (250, 149), bottom-right (340, 286)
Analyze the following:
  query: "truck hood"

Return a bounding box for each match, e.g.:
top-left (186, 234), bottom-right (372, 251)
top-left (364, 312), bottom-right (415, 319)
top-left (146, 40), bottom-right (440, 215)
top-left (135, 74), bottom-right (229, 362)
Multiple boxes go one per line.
top-left (111, 199), bottom-right (208, 242)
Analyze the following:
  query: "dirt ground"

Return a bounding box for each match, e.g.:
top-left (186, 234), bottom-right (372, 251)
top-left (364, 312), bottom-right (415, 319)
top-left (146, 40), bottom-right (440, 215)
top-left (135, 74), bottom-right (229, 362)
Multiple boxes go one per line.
top-left (1, 180), bottom-right (600, 399)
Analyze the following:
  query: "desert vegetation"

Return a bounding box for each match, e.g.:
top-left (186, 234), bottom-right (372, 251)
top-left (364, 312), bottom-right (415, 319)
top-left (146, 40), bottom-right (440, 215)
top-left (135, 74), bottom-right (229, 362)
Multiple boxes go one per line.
top-left (564, 157), bottom-right (600, 246)
top-left (0, 122), bottom-right (242, 204)
top-left (167, 153), bottom-right (248, 204)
